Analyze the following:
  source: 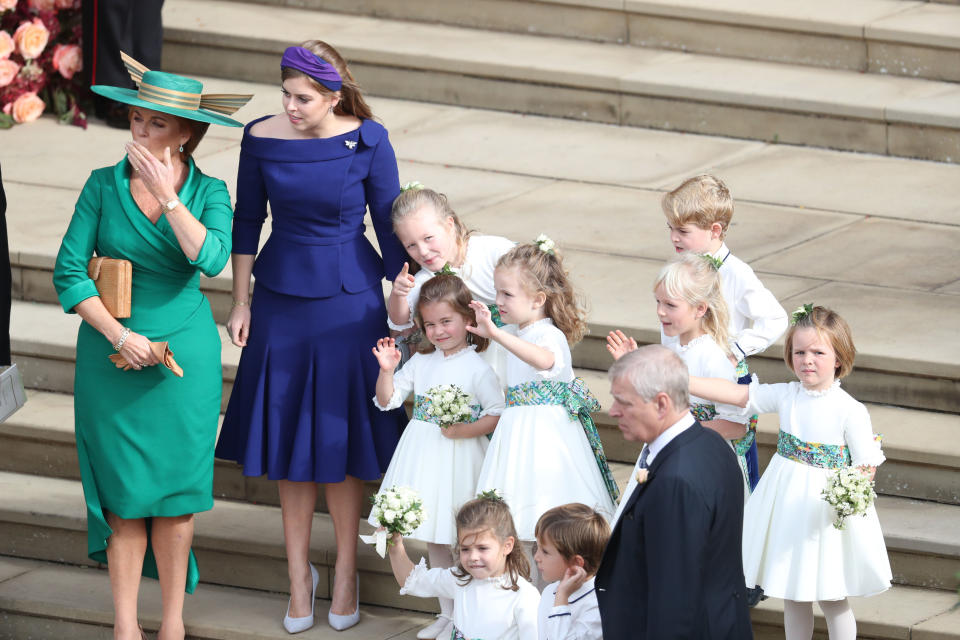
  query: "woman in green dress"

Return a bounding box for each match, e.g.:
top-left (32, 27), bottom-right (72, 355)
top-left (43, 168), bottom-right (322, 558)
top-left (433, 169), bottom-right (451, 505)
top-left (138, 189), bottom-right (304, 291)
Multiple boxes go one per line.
top-left (53, 59), bottom-right (250, 640)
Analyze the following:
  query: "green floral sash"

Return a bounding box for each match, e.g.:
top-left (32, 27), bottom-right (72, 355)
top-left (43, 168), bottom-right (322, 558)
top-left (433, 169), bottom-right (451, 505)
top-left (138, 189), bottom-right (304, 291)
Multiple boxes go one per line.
top-left (777, 430), bottom-right (851, 469)
top-left (505, 378), bottom-right (619, 502)
top-left (412, 395), bottom-right (481, 425)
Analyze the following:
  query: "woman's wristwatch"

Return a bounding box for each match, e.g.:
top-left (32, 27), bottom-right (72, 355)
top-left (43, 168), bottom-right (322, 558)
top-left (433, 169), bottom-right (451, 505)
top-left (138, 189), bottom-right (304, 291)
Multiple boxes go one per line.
top-left (163, 198), bottom-right (180, 213)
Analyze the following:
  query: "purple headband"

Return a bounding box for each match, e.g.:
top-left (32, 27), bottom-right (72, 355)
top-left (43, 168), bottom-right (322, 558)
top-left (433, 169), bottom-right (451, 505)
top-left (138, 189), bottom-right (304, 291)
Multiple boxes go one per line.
top-left (281, 46), bottom-right (343, 91)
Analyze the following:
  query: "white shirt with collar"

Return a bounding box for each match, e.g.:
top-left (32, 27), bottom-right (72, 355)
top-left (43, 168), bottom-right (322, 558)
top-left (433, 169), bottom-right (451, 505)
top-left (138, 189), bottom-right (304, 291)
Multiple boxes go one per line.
top-left (611, 412), bottom-right (695, 524)
top-left (661, 243), bottom-right (788, 361)
top-left (537, 576), bottom-right (602, 640)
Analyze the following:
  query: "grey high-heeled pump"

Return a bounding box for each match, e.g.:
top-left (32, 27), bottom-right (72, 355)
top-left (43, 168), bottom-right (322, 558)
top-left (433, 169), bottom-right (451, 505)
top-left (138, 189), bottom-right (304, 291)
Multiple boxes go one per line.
top-left (283, 563), bottom-right (319, 634)
top-left (327, 575), bottom-right (360, 631)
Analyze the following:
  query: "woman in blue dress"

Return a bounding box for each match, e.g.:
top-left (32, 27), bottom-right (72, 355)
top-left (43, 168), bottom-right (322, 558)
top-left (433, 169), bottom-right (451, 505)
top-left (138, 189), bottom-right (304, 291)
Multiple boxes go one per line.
top-left (215, 41), bottom-right (407, 633)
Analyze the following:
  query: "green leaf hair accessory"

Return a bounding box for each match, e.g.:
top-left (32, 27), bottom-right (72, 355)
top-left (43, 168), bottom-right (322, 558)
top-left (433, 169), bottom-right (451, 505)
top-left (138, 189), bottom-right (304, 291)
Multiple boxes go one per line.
top-left (476, 488), bottom-right (504, 502)
top-left (534, 233), bottom-right (556, 256)
top-left (438, 263), bottom-right (457, 276)
top-left (700, 253), bottom-right (724, 271)
top-left (401, 181), bottom-right (425, 192)
top-left (791, 303), bottom-right (814, 326)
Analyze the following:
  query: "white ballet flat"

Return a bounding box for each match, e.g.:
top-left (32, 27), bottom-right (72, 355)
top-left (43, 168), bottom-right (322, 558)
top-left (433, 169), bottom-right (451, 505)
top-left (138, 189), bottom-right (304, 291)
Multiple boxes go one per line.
top-left (327, 575), bottom-right (360, 631)
top-left (416, 614), bottom-right (453, 639)
top-left (283, 563), bottom-right (319, 634)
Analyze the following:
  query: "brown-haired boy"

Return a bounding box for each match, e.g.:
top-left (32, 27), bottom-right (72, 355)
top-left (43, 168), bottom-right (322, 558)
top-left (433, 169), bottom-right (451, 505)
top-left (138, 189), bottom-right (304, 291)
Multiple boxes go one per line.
top-left (533, 504), bottom-right (610, 640)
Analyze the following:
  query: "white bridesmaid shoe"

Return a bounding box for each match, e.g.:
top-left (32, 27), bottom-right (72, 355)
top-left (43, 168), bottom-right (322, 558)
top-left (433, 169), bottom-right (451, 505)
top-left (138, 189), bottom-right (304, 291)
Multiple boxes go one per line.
top-left (283, 563), bottom-right (319, 634)
top-left (327, 574), bottom-right (360, 631)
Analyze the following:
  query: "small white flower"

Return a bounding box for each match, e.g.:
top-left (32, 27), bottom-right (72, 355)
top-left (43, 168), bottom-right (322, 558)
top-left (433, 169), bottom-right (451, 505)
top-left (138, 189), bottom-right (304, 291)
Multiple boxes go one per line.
top-left (383, 509), bottom-right (397, 523)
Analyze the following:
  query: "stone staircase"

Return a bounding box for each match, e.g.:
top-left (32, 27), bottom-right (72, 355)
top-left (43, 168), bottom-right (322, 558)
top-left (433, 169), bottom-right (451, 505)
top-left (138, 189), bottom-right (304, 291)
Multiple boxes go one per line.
top-left (2, 0), bottom-right (960, 637)
top-left (161, 0), bottom-right (960, 162)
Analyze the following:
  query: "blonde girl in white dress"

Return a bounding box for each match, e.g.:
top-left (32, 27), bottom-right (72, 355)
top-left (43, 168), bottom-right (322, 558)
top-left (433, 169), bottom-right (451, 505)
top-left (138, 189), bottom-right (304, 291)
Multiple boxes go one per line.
top-left (690, 305), bottom-right (891, 640)
top-left (608, 253), bottom-right (753, 500)
top-left (468, 240), bottom-right (619, 584)
top-left (372, 274), bottom-right (505, 639)
top-left (386, 186), bottom-right (514, 379)
top-left (386, 495), bottom-right (540, 640)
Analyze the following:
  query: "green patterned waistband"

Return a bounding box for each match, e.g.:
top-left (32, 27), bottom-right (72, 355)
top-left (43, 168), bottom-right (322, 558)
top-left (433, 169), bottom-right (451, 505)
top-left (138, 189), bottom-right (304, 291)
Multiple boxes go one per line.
top-left (505, 378), bottom-right (618, 502)
top-left (777, 430), bottom-right (851, 469)
top-left (412, 395), bottom-right (480, 425)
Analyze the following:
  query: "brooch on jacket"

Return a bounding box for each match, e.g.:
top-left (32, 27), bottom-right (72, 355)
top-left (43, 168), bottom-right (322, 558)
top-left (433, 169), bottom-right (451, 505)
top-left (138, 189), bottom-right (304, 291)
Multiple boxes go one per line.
top-left (345, 140), bottom-right (357, 149)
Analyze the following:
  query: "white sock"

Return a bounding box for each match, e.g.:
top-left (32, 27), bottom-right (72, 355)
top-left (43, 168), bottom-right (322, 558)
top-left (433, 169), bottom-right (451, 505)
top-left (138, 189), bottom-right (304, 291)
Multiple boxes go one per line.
top-left (820, 599), bottom-right (856, 640)
top-left (783, 600), bottom-right (814, 640)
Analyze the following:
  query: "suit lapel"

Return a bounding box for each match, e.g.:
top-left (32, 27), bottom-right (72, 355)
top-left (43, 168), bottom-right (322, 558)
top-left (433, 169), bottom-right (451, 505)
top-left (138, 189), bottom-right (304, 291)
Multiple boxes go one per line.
top-left (617, 422), bottom-right (704, 516)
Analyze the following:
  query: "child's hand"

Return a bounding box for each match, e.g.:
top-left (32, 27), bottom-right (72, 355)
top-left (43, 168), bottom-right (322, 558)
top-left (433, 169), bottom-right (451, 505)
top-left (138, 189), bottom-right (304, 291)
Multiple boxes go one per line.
top-left (372, 337), bottom-right (402, 371)
top-left (555, 565), bottom-right (589, 605)
top-left (441, 423), bottom-right (466, 439)
top-left (606, 330), bottom-right (638, 360)
top-left (466, 300), bottom-right (498, 339)
top-left (859, 465), bottom-right (877, 482)
top-left (391, 262), bottom-right (416, 299)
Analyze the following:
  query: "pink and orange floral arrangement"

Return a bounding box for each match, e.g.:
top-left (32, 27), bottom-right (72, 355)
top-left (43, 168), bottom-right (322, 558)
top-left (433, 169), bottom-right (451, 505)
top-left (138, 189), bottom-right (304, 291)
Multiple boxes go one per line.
top-left (1, 0), bottom-right (86, 129)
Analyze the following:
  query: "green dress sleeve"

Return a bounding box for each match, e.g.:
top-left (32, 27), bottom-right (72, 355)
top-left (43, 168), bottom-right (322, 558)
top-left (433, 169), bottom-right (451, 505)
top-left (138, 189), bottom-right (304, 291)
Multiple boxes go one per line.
top-left (186, 175), bottom-right (233, 277)
top-left (53, 173), bottom-right (103, 313)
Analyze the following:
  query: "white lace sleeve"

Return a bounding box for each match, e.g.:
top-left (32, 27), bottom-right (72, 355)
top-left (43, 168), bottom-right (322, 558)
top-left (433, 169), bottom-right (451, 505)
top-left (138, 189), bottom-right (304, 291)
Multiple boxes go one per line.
top-left (534, 330), bottom-right (568, 380)
top-left (474, 365), bottom-right (505, 418)
top-left (399, 558), bottom-right (459, 599)
top-left (743, 377), bottom-right (787, 417)
top-left (844, 399), bottom-right (886, 467)
top-left (372, 354), bottom-right (417, 410)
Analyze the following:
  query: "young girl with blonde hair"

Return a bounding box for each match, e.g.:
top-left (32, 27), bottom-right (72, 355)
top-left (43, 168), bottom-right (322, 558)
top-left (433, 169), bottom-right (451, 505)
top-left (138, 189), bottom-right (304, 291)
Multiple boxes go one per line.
top-left (387, 186), bottom-right (514, 374)
top-left (469, 239), bottom-right (618, 583)
top-left (690, 305), bottom-right (891, 640)
top-left (608, 253), bottom-right (754, 498)
top-left (386, 495), bottom-right (540, 639)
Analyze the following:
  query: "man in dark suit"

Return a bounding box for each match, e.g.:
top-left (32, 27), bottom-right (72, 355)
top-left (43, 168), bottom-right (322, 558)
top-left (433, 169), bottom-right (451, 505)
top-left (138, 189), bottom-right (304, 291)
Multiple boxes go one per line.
top-left (596, 345), bottom-right (752, 639)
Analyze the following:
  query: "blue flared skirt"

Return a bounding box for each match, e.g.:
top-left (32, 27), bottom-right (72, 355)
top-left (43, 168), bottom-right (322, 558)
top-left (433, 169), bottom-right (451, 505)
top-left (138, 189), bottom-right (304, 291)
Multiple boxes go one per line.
top-left (216, 283), bottom-right (405, 482)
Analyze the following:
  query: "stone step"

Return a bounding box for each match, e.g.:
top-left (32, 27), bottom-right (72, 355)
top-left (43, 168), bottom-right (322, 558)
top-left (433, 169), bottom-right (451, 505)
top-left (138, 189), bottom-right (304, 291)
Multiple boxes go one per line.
top-left (751, 583), bottom-right (960, 640)
top-left (7, 86), bottom-right (960, 412)
top-left (221, 0), bottom-right (960, 83)
top-left (7, 385), bottom-right (959, 507)
top-left (2, 558), bottom-right (958, 640)
top-left (0, 471), bottom-right (957, 605)
top-left (161, 0), bottom-right (960, 162)
top-left (0, 556), bottom-right (433, 639)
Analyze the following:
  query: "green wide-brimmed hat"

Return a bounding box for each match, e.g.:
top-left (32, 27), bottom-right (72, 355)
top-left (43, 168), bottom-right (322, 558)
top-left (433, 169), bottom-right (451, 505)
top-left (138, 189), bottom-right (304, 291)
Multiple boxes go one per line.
top-left (91, 52), bottom-right (252, 127)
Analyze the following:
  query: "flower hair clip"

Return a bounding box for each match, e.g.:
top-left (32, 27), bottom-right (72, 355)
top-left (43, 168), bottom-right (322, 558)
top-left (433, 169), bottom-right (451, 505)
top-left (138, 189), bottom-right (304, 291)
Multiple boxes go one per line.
top-left (791, 303), bottom-right (814, 325)
top-left (476, 489), bottom-right (504, 502)
top-left (401, 181), bottom-right (425, 193)
top-left (699, 253), bottom-right (724, 271)
top-left (534, 234), bottom-right (556, 256)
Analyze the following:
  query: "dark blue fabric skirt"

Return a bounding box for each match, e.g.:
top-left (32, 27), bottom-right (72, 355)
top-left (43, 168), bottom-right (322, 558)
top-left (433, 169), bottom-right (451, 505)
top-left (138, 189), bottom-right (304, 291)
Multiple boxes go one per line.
top-left (216, 283), bottom-right (405, 482)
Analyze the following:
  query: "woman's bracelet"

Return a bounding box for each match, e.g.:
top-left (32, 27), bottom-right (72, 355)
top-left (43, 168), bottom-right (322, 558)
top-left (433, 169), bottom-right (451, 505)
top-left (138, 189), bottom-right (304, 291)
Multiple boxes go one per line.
top-left (113, 327), bottom-right (131, 352)
top-left (231, 299), bottom-right (249, 307)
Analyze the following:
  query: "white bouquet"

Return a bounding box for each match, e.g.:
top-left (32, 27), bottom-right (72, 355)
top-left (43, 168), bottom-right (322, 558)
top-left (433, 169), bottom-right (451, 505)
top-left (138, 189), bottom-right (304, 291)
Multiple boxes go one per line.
top-left (424, 384), bottom-right (474, 428)
top-left (360, 486), bottom-right (426, 557)
top-left (821, 467), bottom-right (877, 530)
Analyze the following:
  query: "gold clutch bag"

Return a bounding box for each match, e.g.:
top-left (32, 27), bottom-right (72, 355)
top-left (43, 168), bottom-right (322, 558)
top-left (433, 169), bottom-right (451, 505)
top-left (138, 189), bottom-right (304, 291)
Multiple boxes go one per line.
top-left (87, 257), bottom-right (132, 318)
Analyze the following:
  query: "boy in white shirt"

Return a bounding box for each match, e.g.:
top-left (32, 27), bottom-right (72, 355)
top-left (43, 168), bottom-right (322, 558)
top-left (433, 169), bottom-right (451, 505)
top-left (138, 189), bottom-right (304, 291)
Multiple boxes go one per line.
top-left (534, 504), bottom-right (610, 640)
top-left (662, 174), bottom-right (787, 488)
